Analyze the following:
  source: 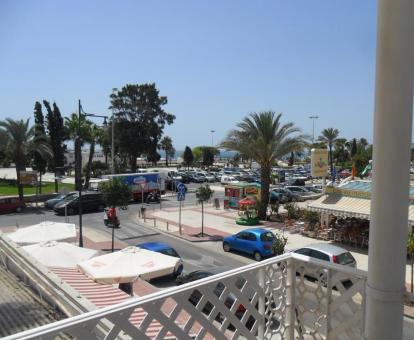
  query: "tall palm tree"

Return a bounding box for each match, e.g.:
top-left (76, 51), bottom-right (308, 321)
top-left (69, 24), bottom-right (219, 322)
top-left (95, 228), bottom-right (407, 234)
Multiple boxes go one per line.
top-left (0, 118), bottom-right (52, 206)
top-left (84, 124), bottom-right (101, 189)
top-left (318, 128), bottom-right (339, 179)
top-left (160, 136), bottom-right (174, 167)
top-left (64, 113), bottom-right (92, 190)
top-left (221, 112), bottom-right (307, 218)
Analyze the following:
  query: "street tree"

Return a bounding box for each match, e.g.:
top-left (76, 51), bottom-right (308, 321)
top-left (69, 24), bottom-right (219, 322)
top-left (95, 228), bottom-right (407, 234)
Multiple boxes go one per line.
top-left (192, 147), bottom-right (203, 165)
top-left (64, 113), bottom-right (93, 190)
top-left (195, 184), bottom-right (214, 237)
top-left (110, 84), bottom-right (175, 172)
top-left (44, 101), bottom-right (66, 192)
top-left (99, 178), bottom-right (131, 252)
top-left (221, 111), bottom-right (307, 219)
top-left (32, 101), bottom-right (48, 193)
top-left (84, 124), bottom-right (101, 189)
top-left (183, 146), bottom-right (193, 169)
top-left (201, 147), bottom-right (219, 167)
top-left (317, 128), bottom-right (339, 179)
top-left (160, 136), bottom-right (175, 166)
top-left (0, 119), bottom-right (52, 206)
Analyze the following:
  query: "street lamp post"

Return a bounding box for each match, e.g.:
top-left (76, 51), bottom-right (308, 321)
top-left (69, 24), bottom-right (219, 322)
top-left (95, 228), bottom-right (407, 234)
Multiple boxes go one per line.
top-left (111, 88), bottom-right (117, 174)
top-left (309, 115), bottom-right (319, 144)
top-left (211, 130), bottom-right (215, 147)
top-left (76, 99), bottom-right (108, 247)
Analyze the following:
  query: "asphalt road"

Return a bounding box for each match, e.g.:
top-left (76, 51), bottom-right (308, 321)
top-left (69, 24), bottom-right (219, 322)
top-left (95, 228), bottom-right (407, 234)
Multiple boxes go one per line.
top-left (0, 188), bottom-right (246, 288)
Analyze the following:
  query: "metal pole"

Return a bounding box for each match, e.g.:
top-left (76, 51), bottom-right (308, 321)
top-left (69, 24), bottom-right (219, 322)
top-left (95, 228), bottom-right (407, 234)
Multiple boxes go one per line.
top-left (111, 107), bottom-right (115, 174)
top-left (78, 99), bottom-right (83, 248)
top-left (366, 1), bottom-right (414, 338)
top-left (179, 200), bottom-right (182, 235)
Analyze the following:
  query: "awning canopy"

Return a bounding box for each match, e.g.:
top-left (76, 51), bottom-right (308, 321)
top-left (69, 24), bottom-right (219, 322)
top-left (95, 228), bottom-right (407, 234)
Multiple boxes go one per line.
top-left (308, 195), bottom-right (414, 225)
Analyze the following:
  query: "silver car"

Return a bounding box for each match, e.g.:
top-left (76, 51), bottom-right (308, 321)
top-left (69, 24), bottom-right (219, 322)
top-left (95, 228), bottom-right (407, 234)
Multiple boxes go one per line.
top-left (293, 243), bottom-right (357, 286)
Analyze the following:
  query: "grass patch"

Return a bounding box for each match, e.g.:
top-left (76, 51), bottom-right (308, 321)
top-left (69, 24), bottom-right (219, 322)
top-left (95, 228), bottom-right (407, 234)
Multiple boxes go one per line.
top-left (0, 182), bottom-right (75, 196)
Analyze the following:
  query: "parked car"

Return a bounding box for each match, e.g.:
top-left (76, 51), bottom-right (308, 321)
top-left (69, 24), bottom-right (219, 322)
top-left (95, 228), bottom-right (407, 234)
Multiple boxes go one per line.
top-left (177, 172), bottom-right (192, 183)
top-left (44, 192), bottom-right (77, 209)
top-left (205, 173), bottom-right (216, 182)
top-left (190, 174), bottom-right (206, 183)
top-left (54, 191), bottom-right (106, 215)
top-left (270, 189), bottom-right (288, 204)
top-left (166, 180), bottom-right (187, 192)
top-left (0, 197), bottom-right (23, 214)
top-left (137, 242), bottom-right (184, 277)
top-left (272, 187), bottom-right (302, 202)
top-left (175, 268), bottom-right (226, 285)
top-left (223, 228), bottom-right (275, 261)
top-left (304, 184), bottom-right (323, 194)
top-left (221, 175), bottom-right (239, 185)
top-left (293, 243), bottom-right (356, 285)
top-left (285, 186), bottom-right (321, 200)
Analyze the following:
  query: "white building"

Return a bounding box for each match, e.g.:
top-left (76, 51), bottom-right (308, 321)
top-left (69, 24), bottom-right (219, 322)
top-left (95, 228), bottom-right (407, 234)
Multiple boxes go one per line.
top-left (64, 149), bottom-right (106, 167)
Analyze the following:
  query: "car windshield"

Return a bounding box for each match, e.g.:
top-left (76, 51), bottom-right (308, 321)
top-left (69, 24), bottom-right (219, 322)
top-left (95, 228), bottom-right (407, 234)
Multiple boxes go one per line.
top-left (260, 232), bottom-right (275, 242)
top-left (159, 248), bottom-right (180, 258)
top-left (336, 252), bottom-right (355, 265)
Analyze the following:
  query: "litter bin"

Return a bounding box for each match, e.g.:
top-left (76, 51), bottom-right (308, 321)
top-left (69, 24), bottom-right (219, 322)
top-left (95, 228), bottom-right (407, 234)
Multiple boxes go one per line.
top-left (214, 198), bottom-right (220, 209)
top-left (140, 207), bottom-right (146, 218)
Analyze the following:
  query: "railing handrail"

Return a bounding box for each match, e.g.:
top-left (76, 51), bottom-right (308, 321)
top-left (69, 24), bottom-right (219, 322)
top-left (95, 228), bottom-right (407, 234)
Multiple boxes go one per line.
top-left (3, 252), bottom-right (368, 340)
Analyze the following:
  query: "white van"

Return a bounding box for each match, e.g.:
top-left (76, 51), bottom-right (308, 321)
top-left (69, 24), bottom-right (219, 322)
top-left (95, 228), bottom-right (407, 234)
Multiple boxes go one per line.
top-left (221, 175), bottom-right (239, 185)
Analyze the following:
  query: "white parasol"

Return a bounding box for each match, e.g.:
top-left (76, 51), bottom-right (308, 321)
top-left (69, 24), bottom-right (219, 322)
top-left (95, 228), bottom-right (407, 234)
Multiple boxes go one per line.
top-left (7, 221), bottom-right (76, 245)
top-left (22, 241), bottom-right (98, 268)
top-left (77, 246), bottom-right (180, 284)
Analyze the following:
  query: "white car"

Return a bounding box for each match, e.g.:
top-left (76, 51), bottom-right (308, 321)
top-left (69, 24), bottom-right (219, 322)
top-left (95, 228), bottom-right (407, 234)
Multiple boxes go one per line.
top-left (221, 175), bottom-right (239, 185)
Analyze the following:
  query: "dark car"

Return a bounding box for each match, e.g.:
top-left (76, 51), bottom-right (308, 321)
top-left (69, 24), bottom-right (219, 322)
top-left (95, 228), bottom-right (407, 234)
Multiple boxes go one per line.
top-left (137, 242), bottom-right (184, 277)
top-left (54, 191), bottom-right (106, 215)
top-left (0, 197), bottom-right (23, 214)
top-left (166, 180), bottom-right (188, 192)
top-left (44, 192), bottom-right (77, 209)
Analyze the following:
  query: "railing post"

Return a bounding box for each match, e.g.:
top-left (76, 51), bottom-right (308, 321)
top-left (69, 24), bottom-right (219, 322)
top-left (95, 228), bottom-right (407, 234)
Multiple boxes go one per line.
top-left (258, 267), bottom-right (265, 339)
top-left (286, 257), bottom-right (296, 340)
top-left (325, 268), bottom-right (332, 340)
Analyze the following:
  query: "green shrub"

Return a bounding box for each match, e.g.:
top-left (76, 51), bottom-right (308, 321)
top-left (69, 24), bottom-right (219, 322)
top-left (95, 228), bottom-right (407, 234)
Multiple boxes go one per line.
top-left (284, 202), bottom-right (301, 220)
top-left (272, 232), bottom-right (288, 255)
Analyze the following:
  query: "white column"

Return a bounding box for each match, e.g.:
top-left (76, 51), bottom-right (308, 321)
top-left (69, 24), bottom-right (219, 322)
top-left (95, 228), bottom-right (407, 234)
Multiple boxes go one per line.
top-left (366, 1), bottom-right (414, 339)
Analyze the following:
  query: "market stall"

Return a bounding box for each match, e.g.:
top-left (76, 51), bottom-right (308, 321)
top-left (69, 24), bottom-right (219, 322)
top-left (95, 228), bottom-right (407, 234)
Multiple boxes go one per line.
top-left (224, 182), bottom-right (261, 209)
top-left (236, 197), bottom-right (260, 226)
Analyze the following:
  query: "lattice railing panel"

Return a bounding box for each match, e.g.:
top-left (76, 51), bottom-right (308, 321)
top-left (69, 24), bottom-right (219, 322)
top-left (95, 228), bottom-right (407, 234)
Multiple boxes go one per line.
top-left (5, 254), bottom-right (367, 340)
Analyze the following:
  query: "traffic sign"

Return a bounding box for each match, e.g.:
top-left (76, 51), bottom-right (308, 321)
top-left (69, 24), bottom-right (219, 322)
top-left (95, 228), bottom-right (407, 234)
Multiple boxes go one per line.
top-left (177, 192), bottom-right (185, 201)
top-left (177, 183), bottom-right (186, 194)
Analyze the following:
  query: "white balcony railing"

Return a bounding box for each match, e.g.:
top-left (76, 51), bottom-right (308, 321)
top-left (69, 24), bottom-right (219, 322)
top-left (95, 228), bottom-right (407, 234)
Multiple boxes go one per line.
top-left (4, 253), bottom-right (367, 340)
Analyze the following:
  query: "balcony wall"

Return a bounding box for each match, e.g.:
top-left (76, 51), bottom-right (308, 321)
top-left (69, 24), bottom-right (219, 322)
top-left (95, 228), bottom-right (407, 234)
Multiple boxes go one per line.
top-left (4, 253), bottom-right (367, 340)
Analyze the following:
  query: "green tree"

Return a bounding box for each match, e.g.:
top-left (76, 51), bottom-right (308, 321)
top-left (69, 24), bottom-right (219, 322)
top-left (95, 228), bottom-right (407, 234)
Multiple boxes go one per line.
top-left (160, 136), bottom-right (175, 167)
top-left (350, 138), bottom-right (358, 158)
top-left (99, 178), bottom-right (132, 252)
top-left (110, 84), bottom-right (175, 172)
top-left (32, 102), bottom-right (48, 193)
top-left (195, 184), bottom-right (214, 236)
top-left (317, 128), bottom-right (339, 179)
top-left (96, 125), bottom-right (111, 166)
top-left (201, 146), bottom-right (219, 167)
top-left (333, 138), bottom-right (350, 167)
top-left (85, 160), bottom-right (108, 178)
top-left (146, 146), bottom-right (161, 165)
top-left (84, 124), bottom-right (102, 189)
top-left (192, 147), bottom-right (203, 165)
top-left (183, 146), bottom-right (194, 169)
top-left (0, 119), bottom-right (52, 206)
top-left (44, 101), bottom-right (66, 192)
top-left (221, 111), bottom-right (307, 218)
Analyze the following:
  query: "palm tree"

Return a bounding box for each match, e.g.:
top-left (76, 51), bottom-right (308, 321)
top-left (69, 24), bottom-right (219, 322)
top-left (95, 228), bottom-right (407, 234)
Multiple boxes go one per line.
top-left (160, 136), bottom-right (174, 167)
top-left (84, 124), bottom-right (101, 189)
top-left (317, 128), bottom-right (339, 179)
top-left (221, 112), bottom-right (307, 218)
top-left (0, 118), bottom-right (52, 206)
top-left (64, 113), bottom-right (93, 190)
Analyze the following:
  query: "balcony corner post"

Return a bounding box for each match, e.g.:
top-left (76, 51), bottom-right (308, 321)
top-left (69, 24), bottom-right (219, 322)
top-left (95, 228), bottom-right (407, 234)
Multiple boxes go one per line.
top-left (286, 257), bottom-right (296, 340)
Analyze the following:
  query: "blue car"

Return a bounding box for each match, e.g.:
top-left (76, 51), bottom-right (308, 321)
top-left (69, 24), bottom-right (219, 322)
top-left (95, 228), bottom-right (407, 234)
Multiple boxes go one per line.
top-left (136, 242), bottom-right (184, 277)
top-left (222, 228), bottom-right (275, 261)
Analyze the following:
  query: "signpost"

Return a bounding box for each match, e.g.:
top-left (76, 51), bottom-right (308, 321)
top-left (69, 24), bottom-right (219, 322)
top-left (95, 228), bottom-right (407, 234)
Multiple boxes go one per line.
top-left (177, 183), bottom-right (186, 235)
top-left (311, 148), bottom-right (329, 192)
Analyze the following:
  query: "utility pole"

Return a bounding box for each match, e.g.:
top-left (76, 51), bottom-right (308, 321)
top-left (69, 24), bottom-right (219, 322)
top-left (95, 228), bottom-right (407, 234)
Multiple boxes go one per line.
top-left (309, 116), bottom-right (319, 144)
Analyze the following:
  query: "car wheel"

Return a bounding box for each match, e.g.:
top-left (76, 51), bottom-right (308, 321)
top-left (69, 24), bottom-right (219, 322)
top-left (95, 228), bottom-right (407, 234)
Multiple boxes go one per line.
top-left (254, 251), bottom-right (262, 261)
top-left (223, 242), bottom-right (231, 252)
top-left (15, 207), bottom-right (22, 213)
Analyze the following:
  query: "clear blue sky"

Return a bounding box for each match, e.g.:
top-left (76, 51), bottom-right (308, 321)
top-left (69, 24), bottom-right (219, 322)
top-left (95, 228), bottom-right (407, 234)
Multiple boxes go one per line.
top-left (0, 1), bottom-right (377, 150)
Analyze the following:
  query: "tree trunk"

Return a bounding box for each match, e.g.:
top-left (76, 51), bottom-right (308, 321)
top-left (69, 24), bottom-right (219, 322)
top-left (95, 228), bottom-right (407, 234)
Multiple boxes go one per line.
top-left (104, 151), bottom-right (108, 166)
top-left (258, 164), bottom-right (271, 219)
top-left (165, 153), bottom-right (168, 167)
top-left (130, 155), bottom-right (137, 173)
top-left (201, 201), bottom-right (204, 236)
top-left (39, 173), bottom-right (42, 194)
top-left (329, 143), bottom-right (334, 179)
top-left (54, 171), bottom-right (58, 193)
top-left (16, 166), bottom-right (24, 208)
top-left (84, 141), bottom-right (95, 189)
